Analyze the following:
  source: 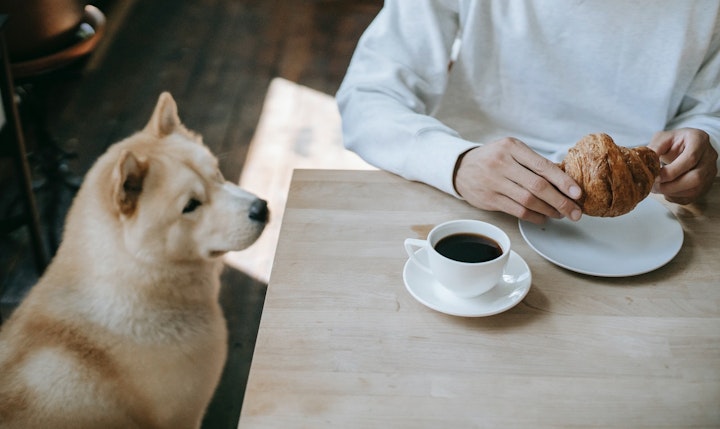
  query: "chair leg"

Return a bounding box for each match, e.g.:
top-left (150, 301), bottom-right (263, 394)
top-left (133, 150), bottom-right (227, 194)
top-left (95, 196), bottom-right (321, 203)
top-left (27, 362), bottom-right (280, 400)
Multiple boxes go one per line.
top-left (1, 39), bottom-right (47, 274)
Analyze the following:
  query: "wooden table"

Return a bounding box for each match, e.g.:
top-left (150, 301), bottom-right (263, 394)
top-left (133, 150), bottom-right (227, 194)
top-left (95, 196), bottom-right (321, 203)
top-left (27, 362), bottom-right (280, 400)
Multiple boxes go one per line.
top-left (238, 169), bottom-right (720, 428)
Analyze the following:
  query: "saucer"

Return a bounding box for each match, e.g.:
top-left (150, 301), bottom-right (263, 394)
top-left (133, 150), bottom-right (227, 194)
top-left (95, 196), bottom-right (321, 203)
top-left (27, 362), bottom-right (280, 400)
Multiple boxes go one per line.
top-left (403, 248), bottom-right (531, 317)
top-left (519, 197), bottom-right (683, 277)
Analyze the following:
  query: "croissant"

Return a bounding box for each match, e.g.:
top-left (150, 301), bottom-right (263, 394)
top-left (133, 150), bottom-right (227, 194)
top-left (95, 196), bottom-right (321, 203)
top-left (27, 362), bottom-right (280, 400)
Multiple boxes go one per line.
top-left (558, 133), bottom-right (661, 217)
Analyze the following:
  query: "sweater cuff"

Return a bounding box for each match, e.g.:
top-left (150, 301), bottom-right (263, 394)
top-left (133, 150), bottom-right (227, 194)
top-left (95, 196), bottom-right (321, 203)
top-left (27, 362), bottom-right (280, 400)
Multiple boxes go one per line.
top-left (405, 128), bottom-right (480, 198)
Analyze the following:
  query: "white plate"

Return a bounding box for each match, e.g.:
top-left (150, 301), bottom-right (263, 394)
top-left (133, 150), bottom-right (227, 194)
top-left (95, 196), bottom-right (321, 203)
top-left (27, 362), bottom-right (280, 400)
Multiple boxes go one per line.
top-left (403, 249), bottom-right (531, 317)
top-left (519, 197), bottom-right (683, 277)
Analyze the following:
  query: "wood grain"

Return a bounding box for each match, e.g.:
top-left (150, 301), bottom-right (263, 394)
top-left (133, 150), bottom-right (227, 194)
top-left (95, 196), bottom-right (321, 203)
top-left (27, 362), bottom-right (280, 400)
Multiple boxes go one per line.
top-left (239, 170), bottom-right (720, 428)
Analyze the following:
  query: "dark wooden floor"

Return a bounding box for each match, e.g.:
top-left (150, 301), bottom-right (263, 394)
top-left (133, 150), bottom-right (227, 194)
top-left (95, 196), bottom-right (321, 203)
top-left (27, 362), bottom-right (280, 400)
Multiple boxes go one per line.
top-left (0, 1), bottom-right (380, 427)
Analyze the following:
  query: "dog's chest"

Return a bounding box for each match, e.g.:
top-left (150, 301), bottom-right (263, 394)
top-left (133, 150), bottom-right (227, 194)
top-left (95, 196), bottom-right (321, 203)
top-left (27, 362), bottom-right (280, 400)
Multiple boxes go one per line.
top-left (112, 315), bottom-right (228, 425)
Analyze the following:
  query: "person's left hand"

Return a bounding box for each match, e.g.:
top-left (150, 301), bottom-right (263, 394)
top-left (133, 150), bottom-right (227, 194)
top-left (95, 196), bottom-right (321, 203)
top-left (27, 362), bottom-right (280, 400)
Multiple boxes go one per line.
top-left (648, 128), bottom-right (718, 205)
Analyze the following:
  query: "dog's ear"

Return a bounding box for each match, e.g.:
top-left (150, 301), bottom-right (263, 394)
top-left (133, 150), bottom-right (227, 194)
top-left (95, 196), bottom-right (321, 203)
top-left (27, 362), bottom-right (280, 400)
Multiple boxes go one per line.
top-left (144, 92), bottom-right (180, 137)
top-left (113, 150), bottom-right (149, 216)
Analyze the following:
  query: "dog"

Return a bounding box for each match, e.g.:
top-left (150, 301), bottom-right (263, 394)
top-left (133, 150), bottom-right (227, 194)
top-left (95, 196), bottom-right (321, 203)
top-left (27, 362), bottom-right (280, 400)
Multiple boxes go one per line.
top-left (0, 92), bottom-right (268, 429)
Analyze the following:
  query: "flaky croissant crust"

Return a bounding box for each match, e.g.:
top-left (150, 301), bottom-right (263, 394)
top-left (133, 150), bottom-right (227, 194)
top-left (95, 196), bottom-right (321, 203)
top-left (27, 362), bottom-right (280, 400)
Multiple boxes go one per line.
top-left (558, 133), bottom-right (661, 217)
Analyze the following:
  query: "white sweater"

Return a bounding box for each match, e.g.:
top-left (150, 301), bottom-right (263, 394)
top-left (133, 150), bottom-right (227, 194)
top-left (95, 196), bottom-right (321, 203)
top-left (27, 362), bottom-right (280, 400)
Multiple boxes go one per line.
top-left (337, 0), bottom-right (720, 197)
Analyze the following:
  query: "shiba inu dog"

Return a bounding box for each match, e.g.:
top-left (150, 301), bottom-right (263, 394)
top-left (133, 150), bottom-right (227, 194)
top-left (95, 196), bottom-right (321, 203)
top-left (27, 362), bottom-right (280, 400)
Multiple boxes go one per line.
top-left (0, 92), bottom-right (268, 429)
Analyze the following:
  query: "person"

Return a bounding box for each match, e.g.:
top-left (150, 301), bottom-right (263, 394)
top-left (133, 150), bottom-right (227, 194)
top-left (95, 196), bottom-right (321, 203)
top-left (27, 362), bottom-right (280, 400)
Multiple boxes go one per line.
top-left (337, 1), bottom-right (719, 224)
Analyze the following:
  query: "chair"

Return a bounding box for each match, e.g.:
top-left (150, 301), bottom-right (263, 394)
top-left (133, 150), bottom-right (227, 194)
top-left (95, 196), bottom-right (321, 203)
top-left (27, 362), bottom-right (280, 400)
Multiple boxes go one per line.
top-left (0, 16), bottom-right (47, 323)
top-left (0, 16), bottom-right (46, 271)
top-left (0, 5), bottom-right (105, 321)
top-left (1, 4), bottom-right (105, 253)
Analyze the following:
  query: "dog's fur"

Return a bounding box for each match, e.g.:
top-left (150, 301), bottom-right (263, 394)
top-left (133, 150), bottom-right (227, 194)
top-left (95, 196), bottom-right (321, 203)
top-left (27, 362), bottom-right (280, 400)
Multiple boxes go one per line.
top-left (0, 93), bottom-right (268, 429)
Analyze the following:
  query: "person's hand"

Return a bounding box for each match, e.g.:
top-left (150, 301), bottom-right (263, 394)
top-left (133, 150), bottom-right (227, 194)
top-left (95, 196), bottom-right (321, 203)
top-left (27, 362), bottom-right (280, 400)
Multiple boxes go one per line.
top-left (454, 137), bottom-right (583, 224)
top-left (648, 128), bottom-right (718, 205)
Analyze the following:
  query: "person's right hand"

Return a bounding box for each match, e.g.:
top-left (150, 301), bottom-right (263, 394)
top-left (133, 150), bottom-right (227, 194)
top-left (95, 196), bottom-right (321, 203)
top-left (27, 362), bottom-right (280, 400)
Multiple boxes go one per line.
top-left (454, 137), bottom-right (583, 224)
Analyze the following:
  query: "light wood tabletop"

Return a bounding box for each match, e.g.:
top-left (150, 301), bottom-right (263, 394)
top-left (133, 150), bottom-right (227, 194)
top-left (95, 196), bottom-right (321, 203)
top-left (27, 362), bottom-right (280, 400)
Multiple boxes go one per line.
top-left (238, 169), bottom-right (720, 428)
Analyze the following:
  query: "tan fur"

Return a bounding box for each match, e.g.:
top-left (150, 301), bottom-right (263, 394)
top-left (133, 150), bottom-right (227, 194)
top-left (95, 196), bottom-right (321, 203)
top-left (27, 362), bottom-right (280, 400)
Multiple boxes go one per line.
top-left (0, 93), bottom-right (268, 429)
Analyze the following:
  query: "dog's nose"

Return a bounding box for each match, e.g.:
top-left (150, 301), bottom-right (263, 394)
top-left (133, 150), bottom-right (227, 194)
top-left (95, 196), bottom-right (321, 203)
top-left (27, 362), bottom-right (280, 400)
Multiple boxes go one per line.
top-left (248, 198), bottom-right (269, 222)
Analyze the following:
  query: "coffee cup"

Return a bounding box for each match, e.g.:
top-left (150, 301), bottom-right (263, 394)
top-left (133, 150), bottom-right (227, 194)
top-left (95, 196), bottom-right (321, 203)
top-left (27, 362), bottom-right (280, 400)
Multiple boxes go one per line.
top-left (404, 220), bottom-right (511, 298)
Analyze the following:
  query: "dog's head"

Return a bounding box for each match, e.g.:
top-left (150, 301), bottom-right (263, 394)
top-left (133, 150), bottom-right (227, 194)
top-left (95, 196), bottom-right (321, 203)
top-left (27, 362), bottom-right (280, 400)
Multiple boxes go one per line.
top-left (103, 92), bottom-right (268, 262)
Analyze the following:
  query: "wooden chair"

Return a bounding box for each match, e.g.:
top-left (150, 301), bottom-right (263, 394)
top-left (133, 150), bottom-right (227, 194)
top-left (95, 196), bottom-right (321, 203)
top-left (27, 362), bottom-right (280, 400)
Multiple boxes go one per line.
top-left (0, 16), bottom-right (46, 273)
top-left (2, 4), bottom-right (105, 254)
top-left (0, 5), bottom-right (105, 320)
top-left (0, 16), bottom-right (48, 323)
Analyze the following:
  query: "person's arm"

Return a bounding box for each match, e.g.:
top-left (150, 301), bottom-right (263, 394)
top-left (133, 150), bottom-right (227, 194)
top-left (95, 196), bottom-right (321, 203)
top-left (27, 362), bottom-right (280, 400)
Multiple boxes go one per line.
top-left (337, 0), bottom-right (582, 224)
top-left (650, 16), bottom-right (720, 203)
top-left (336, 0), bottom-right (475, 197)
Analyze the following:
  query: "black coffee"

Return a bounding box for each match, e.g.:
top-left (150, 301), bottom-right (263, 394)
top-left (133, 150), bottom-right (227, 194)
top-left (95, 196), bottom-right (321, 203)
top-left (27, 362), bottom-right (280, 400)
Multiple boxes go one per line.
top-left (434, 233), bottom-right (503, 263)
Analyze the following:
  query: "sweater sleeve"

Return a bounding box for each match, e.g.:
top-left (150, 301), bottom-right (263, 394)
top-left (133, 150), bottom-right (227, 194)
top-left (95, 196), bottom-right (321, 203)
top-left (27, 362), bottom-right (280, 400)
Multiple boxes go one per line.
top-left (336, 0), bottom-right (478, 197)
top-left (666, 14), bottom-right (720, 173)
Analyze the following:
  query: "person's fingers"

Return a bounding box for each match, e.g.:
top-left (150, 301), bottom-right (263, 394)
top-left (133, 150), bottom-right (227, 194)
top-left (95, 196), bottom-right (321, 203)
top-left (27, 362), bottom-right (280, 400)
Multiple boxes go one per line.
top-left (481, 192), bottom-right (550, 224)
top-left (499, 163), bottom-right (567, 219)
top-left (650, 128), bottom-right (712, 183)
top-left (649, 129), bottom-right (717, 205)
top-left (647, 130), bottom-right (674, 158)
top-left (510, 142), bottom-right (582, 200)
top-left (500, 142), bottom-right (581, 220)
top-left (658, 144), bottom-right (700, 184)
top-left (655, 167), bottom-right (714, 204)
top-left (456, 139), bottom-right (583, 221)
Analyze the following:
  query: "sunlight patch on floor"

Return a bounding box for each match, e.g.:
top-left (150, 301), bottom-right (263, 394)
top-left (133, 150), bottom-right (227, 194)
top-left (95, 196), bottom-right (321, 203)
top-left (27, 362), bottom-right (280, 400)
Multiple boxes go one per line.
top-left (224, 78), bottom-right (374, 283)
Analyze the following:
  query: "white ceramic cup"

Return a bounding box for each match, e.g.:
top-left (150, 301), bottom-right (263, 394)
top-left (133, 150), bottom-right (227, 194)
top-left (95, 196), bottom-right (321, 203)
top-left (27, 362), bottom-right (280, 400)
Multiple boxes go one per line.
top-left (405, 220), bottom-right (511, 298)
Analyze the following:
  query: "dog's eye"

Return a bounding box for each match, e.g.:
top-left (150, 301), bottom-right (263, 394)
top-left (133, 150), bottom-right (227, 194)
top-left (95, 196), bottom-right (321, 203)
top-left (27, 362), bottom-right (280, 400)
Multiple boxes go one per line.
top-left (182, 198), bottom-right (202, 214)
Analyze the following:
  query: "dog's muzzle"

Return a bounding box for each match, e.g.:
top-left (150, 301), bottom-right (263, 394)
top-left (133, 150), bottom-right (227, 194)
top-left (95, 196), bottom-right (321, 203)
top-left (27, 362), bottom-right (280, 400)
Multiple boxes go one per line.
top-left (249, 198), bottom-right (269, 222)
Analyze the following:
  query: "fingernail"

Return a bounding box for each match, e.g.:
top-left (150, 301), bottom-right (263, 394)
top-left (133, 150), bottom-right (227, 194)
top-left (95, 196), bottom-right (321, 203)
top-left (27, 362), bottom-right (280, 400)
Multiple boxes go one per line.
top-left (569, 186), bottom-right (581, 199)
top-left (571, 209), bottom-right (582, 221)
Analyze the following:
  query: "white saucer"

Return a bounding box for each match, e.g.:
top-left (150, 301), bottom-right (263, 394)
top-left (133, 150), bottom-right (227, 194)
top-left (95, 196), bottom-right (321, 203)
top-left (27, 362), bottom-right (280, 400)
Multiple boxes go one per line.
top-left (403, 248), bottom-right (532, 317)
top-left (519, 197), bottom-right (683, 277)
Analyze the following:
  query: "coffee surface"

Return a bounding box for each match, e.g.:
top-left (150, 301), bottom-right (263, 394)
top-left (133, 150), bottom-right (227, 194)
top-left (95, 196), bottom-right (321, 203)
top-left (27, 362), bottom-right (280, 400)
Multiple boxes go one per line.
top-left (434, 233), bottom-right (502, 263)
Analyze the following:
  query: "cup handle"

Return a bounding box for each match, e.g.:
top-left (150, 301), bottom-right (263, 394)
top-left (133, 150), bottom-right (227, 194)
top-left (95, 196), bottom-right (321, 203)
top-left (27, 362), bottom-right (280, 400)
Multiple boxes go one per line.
top-left (404, 238), bottom-right (432, 274)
